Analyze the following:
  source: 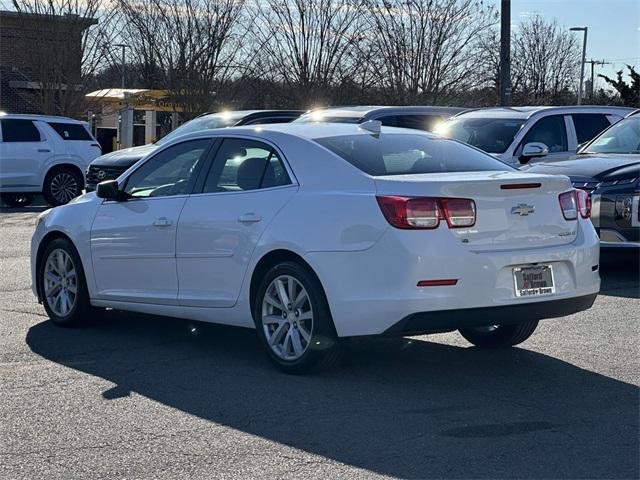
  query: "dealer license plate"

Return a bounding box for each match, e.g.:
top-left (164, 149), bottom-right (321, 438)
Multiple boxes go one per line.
top-left (513, 265), bottom-right (555, 297)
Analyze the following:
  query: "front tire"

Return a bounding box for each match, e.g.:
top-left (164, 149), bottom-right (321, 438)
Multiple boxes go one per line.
top-left (43, 167), bottom-right (83, 206)
top-left (39, 238), bottom-right (94, 327)
top-left (1, 193), bottom-right (35, 207)
top-left (253, 261), bottom-right (341, 373)
top-left (459, 320), bottom-right (539, 348)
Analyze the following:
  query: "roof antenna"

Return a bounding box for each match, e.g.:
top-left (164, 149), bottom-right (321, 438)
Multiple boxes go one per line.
top-left (359, 120), bottom-right (382, 135)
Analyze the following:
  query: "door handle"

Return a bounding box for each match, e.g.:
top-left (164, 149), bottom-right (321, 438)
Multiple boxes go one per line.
top-left (238, 213), bottom-right (262, 223)
top-left (153, 217), bottom-right (173, 227)
top-left (38, 149), bottom-right (51, 153)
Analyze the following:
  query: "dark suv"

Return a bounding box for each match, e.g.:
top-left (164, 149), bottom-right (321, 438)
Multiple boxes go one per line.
top-left (86, 110), bottom-right (302, 191)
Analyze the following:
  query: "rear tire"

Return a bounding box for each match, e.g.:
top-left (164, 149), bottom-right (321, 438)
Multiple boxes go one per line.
top-left (39, 238), bottom-right (97, 327)
top-left (253, 261), bottom-right (342, 373)
top-left (459, 320), bottom-right (539, 348)
top-left (43, 167), bottom-right (83, 206)
top-left (1, 193), bottom-right (35, 207)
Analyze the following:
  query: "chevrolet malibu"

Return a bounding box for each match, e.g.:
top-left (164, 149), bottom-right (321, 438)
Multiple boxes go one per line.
top-left (31, 122), bottom-right (600, 373)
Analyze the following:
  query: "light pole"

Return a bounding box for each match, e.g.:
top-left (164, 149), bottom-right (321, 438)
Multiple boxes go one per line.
top-left (113, 43), bottom-right (128, 89)
top-left (499, 0), bottom-right (511, 106)
top-left (570, 27), bottom-right (588, 105)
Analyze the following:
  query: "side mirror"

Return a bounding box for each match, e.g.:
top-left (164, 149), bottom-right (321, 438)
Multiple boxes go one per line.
top-left (520, 142), bottom-right (549, 163)
top-left (96, 180), bottom-right (125, 201)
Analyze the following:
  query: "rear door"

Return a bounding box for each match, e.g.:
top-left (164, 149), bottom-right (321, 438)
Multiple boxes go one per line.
top-left (176, 137), bottom-right (297, 308)
top-left (0, 119), bottom-right (53, 190)
top-left (46, 121), bottom-right (101, 168)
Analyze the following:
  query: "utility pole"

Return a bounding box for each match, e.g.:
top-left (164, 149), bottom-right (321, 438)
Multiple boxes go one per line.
top-left (499, 0), bottom-right (511, 106)
top-left (586, 59), bottom-right (611, 100)
top-left (570, 27), bottom-right (588, 105)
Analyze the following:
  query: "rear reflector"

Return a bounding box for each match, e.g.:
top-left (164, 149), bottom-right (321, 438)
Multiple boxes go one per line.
top-left (559, 191), bottom-right (578, 220)
top-left (376, 196), bottom-right (475, 230)
top-left (576, 189), bottom-right (591, 218)
top-left (417, 279), bottom-right (458, 287)
top-left (500, 183), bottom-right (542, 190)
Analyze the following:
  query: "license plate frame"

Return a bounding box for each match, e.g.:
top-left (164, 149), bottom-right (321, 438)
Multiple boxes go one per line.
top-left (513, 264), bottom-right (555, 298)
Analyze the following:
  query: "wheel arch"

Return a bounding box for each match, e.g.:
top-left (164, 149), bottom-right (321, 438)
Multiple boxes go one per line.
top-left (248, 249), bottom-right (336, 334)
top-left (42, 162), bottom-right (86, 190)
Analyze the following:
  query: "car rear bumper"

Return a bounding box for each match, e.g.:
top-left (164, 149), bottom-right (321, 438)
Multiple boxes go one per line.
top-left (306, 218), bottom-right (600, 337)
top-left (384, 293), bottom-right (597, 335)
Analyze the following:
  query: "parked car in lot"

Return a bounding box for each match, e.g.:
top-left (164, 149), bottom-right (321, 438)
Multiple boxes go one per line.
top-left (525, 110), bottom-right (640, 249)
top-left (32, 122), bottom-right (600, 372)
top-left (85, 110), bottom-right (303, 191)
top-left (437, 106), bottom-right (633, 168)
top-left (294, 105), bottom-right (466, 131)
top-left (0, 114), bottom-right (101, 207)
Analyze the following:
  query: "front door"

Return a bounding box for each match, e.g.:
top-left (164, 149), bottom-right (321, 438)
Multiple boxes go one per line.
top-left (90, 138), bottom-right (213, 304)
top-left (176, 137), bottom-right (297, 308)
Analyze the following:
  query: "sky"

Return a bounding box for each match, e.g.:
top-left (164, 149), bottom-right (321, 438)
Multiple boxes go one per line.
top-left (497, 0), bottom-right (640, 87)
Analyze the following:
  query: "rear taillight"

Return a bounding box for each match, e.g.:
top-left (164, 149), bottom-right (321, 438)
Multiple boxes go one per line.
top-left (376, 196), bottom-right (475, 230)
top-left (576, 189), bottom-right (590, 218)
top-left (559, 191), bottom-right (578, 220)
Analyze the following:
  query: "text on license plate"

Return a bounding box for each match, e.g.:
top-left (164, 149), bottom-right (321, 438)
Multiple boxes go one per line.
top-left (513, 265), bottom-right (555, 297)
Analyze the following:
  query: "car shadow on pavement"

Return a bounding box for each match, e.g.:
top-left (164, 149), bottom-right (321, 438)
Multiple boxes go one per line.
top-left (600, 250), bottom-right (640, 299)
top-left (26, 313), bottom-right (639, 479)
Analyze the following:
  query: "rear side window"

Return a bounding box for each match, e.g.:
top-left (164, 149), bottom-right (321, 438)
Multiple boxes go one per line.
top-left (48, 122), bottom-right (93, 141)
top-left (314, 134), bottom-right (512, 176)
top-left (0, 119), bottom-right (41, 142)
top-left (202, 138), bottom-right (291, 193)
top-left (395, 115), bottom-right (444, 132)
top-left (521, 115), bottom-right (567, 153)
top-left (571, 114), bottom-right (611, 144)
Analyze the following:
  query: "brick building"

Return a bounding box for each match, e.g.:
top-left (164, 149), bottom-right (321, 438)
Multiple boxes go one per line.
top-left (0, 10), bottom-right (97, 114)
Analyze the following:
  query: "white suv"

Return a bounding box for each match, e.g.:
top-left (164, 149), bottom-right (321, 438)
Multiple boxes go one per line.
top-left (438, 106), bottom-right (634, 168)
top-left (0, 114), bottom-right (101, 207)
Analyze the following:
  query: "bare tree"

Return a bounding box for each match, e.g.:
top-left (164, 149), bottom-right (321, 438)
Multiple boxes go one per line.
top-left (10, 0), bottom-right (118, 116)
top-left (512, 15), bottom-right (580, 104)
top-left (252, 0), bottom-right (367, 105)
top-left (364, 0), bottom-right (497, 104)
top-left (118, 0), bottom-right (245, 117)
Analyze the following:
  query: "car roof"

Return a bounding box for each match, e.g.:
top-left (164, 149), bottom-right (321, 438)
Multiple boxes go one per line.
top-left (452, 105), bottom-right (634, 120)
top-left (177, 122), bottom-right (432, 142)
top-left (0, 113), bottom-right (86, 123)
top-left (196, 109), bottom-right (303, 119)
top-left (301, 105), bottom-right (467, 119)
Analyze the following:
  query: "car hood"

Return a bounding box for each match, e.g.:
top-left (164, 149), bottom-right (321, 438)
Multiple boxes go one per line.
top-left (524, 154), bottom-right (640, 181)
top-left (90, 144), bottom-right (158, 168)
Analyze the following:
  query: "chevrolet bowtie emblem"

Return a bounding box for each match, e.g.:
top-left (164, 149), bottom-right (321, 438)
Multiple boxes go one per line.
top-left (511, 204), bottom-right (535, 216)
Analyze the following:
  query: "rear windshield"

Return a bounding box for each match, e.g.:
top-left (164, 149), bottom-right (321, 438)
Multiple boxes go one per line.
top-left (314, 134), bottom-right (512, 176)
top-left (438, 118), bottom-right (525, 154)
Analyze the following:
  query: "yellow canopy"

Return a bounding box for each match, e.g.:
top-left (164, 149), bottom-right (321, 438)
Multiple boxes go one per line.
top-left (85, 89), bottom-right (184, 112)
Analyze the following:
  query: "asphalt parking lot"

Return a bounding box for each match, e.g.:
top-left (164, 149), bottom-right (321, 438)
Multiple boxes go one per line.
top-left (1, 199), bottom-right (639, 480)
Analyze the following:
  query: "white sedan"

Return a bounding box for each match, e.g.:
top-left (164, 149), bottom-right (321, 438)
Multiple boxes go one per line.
top-left (31, 122), bottom-right (600, 373)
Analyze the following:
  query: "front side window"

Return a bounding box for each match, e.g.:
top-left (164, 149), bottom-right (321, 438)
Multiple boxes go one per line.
top-left (314, 133), bottom-right (512, 176)
top-left (438, 118), bottom-right (525, 154)
top-left (48, 122), bottom-right (93, 141)
top-left (583, 116), bottom-right (640, 154)
top-left (124, 139), bottom-right (211, 198)
top-left (0, 119), bottom-right (41, 142)
top-left (571, 114), bottom-right (612, 145)
top-left (202, 138), bottom-right (291, 193)
top-left (521, 115), bottom-right (568, 153)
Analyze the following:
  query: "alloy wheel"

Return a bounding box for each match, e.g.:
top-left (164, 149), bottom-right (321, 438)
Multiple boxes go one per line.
top-left (50, 172), bottom-right (79, 204)
top-left (43, 248), bottom-right (77, 317)
top-left (261, 275), bottom-right (313, 361)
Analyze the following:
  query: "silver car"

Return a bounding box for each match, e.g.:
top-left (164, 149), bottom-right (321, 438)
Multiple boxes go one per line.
top-left (438, 106), bottom-right (634, 168)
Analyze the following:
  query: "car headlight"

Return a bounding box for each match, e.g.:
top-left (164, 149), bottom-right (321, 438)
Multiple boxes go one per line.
top-left (35, 209), bottom-right (52, 228)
